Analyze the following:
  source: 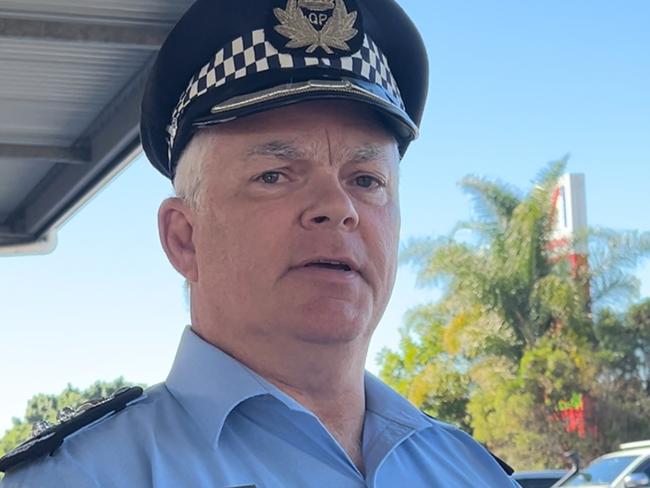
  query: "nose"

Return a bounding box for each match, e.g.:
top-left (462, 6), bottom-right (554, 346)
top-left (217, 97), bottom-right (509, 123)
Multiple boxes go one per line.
top-left (300, 177), bottom-right (360, 231)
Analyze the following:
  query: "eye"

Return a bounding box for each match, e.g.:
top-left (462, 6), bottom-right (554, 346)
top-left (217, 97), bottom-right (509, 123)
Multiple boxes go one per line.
top-left (354, 174), bottom-right (384, 189)
top-left (256, 171), bottom-right (285, 184)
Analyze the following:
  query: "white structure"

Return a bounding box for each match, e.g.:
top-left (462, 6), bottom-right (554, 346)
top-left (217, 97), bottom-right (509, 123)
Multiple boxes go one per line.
top-left (550, 173), bottom-right (588, 254)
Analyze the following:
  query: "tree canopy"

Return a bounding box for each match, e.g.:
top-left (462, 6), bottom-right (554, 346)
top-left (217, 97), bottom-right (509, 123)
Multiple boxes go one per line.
top-left (379, 159), bottom-right (650, 468)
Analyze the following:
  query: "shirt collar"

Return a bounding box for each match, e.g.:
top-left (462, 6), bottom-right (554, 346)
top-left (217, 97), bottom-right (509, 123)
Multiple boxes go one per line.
top-left (166, 326), bottom-right (431, 448)
top-left (165, 326), bottom-right (311, 448)
top-left (364, 372), bottom-right (432, 431)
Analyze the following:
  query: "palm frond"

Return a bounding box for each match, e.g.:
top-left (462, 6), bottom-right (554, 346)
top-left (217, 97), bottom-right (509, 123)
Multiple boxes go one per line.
top-left (533, 156), bottom-right (569, 191)
top-left (401, 237), bottom-right (484, 289)
top-left (452, 220), bottom-right (500, 244)
top-left (587, 227), bottom-right (650, 309)
top-left (524, 157), bottom-right (569, 230)
top-left (399, 236), bottom-right (449, 266)
top-left (459, 175), bottom-right (522, 229)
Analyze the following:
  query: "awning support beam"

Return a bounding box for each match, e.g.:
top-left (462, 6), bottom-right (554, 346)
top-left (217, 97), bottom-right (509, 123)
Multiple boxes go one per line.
top-left (0, 144), bottom-right (89, 164)
top-left (0, 17), bottom-right (168, 48)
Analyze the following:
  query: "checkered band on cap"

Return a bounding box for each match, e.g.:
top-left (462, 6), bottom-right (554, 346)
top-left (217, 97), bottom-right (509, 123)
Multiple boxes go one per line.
top-left (166, 29), bottom-right (405, 152)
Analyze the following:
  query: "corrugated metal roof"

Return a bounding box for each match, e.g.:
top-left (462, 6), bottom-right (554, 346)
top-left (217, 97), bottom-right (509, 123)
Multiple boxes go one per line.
top-left (0, 0), bottom-right (193, 253)
top-left (0, 39), bottom-right (152, 146)
top-left (0, 1), bottom-right (190, 25)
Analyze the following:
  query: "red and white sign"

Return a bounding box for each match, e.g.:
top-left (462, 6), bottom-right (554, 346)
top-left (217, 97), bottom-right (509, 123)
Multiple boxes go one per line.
top-left (549, 174), bottom-right (588, 273)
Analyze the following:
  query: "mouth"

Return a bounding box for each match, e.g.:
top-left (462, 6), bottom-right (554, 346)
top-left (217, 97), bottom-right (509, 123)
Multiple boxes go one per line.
top-left (289, 257), bottom-right (363, 285)
top-left (295, 256), bottom-right (361, 275)
top-left (304, 260), bottom-right (353, 272)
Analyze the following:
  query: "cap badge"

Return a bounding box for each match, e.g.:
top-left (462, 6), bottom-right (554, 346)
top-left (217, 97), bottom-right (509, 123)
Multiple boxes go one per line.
top-left (273, 0), bottom-right (358, 54)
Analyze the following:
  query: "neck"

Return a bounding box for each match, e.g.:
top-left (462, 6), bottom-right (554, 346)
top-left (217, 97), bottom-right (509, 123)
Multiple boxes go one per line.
top-left (192, 321), bottom-right (370, 474)
top-left (255, 341), bottom-right (367, 430)
top-left (262, 359), bottom-right (367, 475)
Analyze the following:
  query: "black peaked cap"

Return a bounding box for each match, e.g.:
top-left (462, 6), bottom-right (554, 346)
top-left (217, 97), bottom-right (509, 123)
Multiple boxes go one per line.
top-left (141, 0), bottom-right (428, 179)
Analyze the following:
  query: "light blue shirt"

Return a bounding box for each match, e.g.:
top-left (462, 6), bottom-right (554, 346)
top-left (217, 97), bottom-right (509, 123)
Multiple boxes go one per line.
top-left (2, 327), bottom-right (520, 487)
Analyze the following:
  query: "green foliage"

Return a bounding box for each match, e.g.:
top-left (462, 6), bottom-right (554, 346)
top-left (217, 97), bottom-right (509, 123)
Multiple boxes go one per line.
top-left (378, 304), bottom-right (471, 430)
top-left (590, 299), bottom-right (650, 451)
top-left (0, 378), bottom-right (145, 460)
top-left (379, 158), bottom-right (650, 469)
top-left (587, 230), bottom-right (650, 309)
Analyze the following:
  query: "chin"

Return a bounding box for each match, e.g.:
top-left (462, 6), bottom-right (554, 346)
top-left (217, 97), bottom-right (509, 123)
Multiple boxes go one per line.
top-left (285, 306), bottom-right (372, 345)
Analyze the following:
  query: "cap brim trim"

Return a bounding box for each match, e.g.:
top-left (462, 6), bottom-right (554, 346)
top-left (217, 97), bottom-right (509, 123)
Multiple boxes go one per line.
top-left (193, 78), bottom-right (419, 141)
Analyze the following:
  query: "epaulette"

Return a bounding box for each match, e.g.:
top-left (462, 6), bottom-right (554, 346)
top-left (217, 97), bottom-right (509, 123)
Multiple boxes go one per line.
top-left (0, 386), bottom-right (143, 473)
top-left (489, 451), bottom-right (514, 476)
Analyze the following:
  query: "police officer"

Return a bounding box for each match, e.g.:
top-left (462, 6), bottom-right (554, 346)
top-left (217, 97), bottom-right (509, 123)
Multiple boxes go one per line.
top-left (1, 0), bottom-right (521, 486)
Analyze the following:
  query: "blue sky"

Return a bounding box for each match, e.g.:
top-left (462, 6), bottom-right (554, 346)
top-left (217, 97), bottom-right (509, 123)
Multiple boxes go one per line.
top-left (2, 0), bottom-right (649, 434)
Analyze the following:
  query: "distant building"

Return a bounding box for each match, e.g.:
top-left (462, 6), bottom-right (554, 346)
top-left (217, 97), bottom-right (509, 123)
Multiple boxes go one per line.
top-left (549, 173), bottom-right (596, 438)
top-left (549, 173), bottom-right (588, 274)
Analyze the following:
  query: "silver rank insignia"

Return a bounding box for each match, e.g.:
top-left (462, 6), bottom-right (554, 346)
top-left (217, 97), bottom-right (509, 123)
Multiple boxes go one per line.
top-left (0, 387), bottom-right (144, 473)
top-left (273, 0), bottom-right (360, 54)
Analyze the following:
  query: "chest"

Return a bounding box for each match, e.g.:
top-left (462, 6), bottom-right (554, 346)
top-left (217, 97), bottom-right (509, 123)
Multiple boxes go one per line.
top-left (112, 414), bottom-right (510, 488)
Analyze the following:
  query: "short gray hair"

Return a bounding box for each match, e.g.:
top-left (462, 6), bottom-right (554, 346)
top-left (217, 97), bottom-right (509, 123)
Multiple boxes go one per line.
top-left (171, 129), bottom-right (217, 300)
top-left (172, 129), bottom-right (216, 209)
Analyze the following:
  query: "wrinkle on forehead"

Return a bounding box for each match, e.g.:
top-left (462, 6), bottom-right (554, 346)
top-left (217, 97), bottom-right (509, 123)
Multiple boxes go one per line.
top-left (204, 100), bottom-right (400, 170)
top-left (246, 138), bottom-right (394, 166)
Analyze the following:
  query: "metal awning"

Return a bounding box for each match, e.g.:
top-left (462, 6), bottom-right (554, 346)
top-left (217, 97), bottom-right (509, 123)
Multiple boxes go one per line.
top-left (0, 0), bottom-right (193, 255)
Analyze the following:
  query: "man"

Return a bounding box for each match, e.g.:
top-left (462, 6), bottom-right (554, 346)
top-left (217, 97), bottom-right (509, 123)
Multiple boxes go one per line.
top-left (1, 0), bottom-right (520, 486)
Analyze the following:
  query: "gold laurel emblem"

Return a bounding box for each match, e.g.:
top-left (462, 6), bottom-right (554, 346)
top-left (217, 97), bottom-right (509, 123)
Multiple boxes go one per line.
top-left (273, 0), bottom-right (358, 55)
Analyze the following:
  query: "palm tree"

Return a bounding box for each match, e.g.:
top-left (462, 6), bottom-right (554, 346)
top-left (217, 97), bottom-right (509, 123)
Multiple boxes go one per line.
top-left (380, 158), bottom-right (650, 466)
top-left (403, 159), bottom-right (579, 361)
top-left (401, 159), bottom-right (650, 362)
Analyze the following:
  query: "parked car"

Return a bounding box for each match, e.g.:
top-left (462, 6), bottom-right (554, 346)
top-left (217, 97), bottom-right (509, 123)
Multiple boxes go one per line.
top-left (513, 469), bottom-right (567, 488)
top-left (556, 440), bottom-right (650, 487)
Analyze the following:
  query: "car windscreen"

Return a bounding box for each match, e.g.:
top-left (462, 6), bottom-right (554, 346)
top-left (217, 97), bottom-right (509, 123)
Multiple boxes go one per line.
top-left (562, 455), bottom-right (638, 486)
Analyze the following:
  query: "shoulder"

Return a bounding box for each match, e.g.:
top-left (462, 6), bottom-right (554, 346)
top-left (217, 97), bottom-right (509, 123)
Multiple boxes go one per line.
top-left (0, 384), bottom-right (174, 486)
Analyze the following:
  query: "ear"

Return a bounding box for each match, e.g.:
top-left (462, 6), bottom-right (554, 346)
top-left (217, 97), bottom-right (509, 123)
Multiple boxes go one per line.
top-left (158, 198), bottom-right (198, 283)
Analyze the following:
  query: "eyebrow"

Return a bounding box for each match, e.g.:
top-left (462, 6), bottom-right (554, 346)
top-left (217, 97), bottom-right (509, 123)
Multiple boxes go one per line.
top-left (246, 140), bottom-right (386, 164)
top-left (245, 141), bottom-right (306, 161)
top-left (347, 143), bottom-right (383, 162)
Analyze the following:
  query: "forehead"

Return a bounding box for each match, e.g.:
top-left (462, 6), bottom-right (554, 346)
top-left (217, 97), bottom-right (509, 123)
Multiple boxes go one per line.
top-left (197, 99), bottom-right (397, 151)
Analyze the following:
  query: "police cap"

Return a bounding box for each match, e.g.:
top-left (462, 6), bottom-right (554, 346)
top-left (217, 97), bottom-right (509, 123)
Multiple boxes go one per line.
top-left (141, 0), bottom-right (428, 179)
